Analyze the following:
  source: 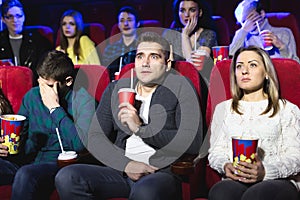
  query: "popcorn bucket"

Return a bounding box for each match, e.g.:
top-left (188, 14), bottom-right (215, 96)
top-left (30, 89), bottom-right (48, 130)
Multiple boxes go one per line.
top-left (1, 114), bottom-right (26, 154)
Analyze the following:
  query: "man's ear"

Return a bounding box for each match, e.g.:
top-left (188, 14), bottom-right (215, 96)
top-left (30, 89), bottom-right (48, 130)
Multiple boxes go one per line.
top-left (65, 76), bottom-right (73, 86)
top-left (166, 59), bottom-right (172, 71)
top-left (199, 9), bottom-right (203, 17)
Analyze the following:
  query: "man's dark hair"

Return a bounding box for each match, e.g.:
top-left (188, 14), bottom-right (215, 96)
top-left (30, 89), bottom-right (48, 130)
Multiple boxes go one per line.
top-left (118, 6), bottom-right (139, 23)
top-left (1, 0), bottom-right (23, 17)
top-left (136, 32), bottom-right (170, 60)
top-left (36, 50), bottom-right (75, 83)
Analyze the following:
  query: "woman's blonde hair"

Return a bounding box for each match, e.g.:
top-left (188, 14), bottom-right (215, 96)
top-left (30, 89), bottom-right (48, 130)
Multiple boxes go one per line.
top-left (230, 45), bottom-right (283, 117)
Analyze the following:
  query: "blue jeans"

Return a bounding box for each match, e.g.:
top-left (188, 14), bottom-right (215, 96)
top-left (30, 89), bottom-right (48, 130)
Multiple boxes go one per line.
top-left (0, 158), bottom-right (20, 185)
top-left (11, 162), bottom-right (59, 200)
top-left (55, 164), bottom-right (182, 200)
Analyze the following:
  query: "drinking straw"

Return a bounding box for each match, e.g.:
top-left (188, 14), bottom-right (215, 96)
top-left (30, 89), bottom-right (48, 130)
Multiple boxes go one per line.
top-left (75, 56), bottom-right (78, 65)
top-left (56, 128), bottom-right (65, 153)
top-left (169, 45), bottom-right (174, 61)
top-left (255, 21), bottom-right (261, 34)
top-left (118, 56), bottom-right (123, 72)
top-left (130, 68), bottom-right (133, 89)
top-left (194, 32), bottom-right (197, 51)
top-left (14, 56), bottom-right (18, 66)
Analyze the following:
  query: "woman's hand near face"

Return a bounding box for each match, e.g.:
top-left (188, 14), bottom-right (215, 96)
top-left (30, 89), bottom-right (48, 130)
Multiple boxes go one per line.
top-left (182, 15), bottom-right (198, 36)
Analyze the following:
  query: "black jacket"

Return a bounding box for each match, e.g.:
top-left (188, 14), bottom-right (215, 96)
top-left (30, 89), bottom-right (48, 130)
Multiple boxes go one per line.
top-left (0, 28), bottom-right (52, 85)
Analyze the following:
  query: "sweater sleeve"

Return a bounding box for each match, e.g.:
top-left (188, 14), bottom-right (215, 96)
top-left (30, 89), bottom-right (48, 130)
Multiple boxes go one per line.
top-left (208, 101), bottom-right (232, 174)
top-left (263, 102), bottom-right (300, 180)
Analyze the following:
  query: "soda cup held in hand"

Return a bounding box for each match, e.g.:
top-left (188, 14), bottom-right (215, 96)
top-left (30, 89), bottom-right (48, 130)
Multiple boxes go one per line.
top-left (232, 136), bottom-right (258, 167)
top-left (0, 114), bottom-right (26, 154)
top-left (118, 88), bottom-right (136, 106)
top-left (190, 49), bottom-right (207, 71)
top-left (260, 30), bottom-right (273, 51)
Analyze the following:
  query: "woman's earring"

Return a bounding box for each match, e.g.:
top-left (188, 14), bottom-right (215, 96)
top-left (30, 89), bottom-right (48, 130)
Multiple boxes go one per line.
top-left (265, 76), bottom-right (269, 80)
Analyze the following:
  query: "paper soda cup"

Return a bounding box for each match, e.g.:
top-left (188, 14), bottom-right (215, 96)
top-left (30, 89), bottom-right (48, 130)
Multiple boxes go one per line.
top-left (118, 88), bottom-right (136, 105)
top-left (260, 30), bottom-right (273, 51)
top-left (57, 151), bottom-right (78, 168)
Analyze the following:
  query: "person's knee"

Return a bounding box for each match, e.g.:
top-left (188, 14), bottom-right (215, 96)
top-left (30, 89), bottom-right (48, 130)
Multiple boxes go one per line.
top-left (55, 166), bottom-right (77, 188)
top-left (14, 165), bottom-right (35, 182)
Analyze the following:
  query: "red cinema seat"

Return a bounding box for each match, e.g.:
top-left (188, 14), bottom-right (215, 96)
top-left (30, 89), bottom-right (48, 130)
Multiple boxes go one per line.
top-left (266, 12), bottom-right (300, 58)
top-left (0, 66), bottom-right (33, 113)
top-left (25, 25), bottom-right (54, 47)
top-left (74, 64), bottom-right (110, 103)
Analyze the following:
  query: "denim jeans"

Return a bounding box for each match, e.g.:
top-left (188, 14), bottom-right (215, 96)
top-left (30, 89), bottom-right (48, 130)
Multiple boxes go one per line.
top-left (0, 158), bottom-right (20, 185)
top-left (55, 164), bottom-right (181, 200)
top-left (11, 162), bottom-right (59, 200)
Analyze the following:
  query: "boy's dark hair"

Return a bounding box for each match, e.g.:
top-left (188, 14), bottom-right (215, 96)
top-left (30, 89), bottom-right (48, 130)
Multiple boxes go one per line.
top-left (118, 6), bottom-right (139, 23)
top-left (1, 0), bottom-right (24, 17)
top-left (36, 50), bottom-right (75, 83)
top-left (136, 32), bottom-right (170, 60)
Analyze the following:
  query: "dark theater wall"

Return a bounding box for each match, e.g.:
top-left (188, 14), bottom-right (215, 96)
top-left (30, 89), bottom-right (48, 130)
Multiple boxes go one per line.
top-left (18, 0), bottom-right (300, 43)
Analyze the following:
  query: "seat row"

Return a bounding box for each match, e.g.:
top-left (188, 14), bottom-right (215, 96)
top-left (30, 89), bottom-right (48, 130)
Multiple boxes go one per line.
top-left (0, 57), bottom-right (299, 199)
top-left (25, 12), bottom-right (300, 57)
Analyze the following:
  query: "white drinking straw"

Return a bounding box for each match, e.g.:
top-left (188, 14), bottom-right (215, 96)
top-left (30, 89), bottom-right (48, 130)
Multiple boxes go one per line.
top-left (118, 56), bottom-right (123, 72)
top-left (56, 128), bottom-right (65, 153)
top-left (194, 32), bottom-right (197, 51)
top-left (14, 56), bottom-right (18, 66)
top-left (255, 21), bottom-right (261, 34)
top-left (130, 68), bottom-right (133, 89)
top-left (75, 56), bottom-right (78, 65)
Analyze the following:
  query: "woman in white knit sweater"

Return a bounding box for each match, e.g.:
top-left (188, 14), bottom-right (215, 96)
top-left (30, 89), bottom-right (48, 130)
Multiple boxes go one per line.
top-left (208, 45), bottom-right (300, 200)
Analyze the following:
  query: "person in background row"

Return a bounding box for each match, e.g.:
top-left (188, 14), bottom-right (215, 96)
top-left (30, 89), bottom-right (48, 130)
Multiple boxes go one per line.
top-left (163, 0), bottom-right (217, 82)
top-left (0, 0), bottom-right (52, 85)
top-left (208, 46), bottom-right (300, 200)
top-left (2, 50), bottom-right (95, 200)
top-left (229, 0), bottom-right (299, 63)
top-left (102, 6), bottom-right (139, 80)
top-left (55, 32), bottom-right (203, 200)
top-left (56, 9), bottom-right (101, 65)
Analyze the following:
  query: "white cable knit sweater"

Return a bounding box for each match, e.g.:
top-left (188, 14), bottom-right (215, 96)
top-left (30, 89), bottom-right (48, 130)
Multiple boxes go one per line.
top-left (208, 99), bottom-right (300, 189)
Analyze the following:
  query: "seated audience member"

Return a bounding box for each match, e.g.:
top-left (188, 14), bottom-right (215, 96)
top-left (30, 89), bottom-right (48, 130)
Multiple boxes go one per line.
top-left (0, 50), bottom-right (95, 200)
top-left (102, 6), bottom-right (139, 80)
top-left (229, 0), bottom-right (299, 63)
top-left (55, 32), bottom-right (203, 199)
top-left (163, 0), bottom-right (217, 82)
top-left (208, 46), bottom-right (300, 200)
top-left (56, 9), bottom-right (101, 65)
top-left (0, 0), bottom-right (52, 85)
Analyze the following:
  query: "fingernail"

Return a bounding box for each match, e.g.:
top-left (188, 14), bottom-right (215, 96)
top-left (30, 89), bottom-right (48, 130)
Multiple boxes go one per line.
top-left (234, 170), bottom-right (239, 175)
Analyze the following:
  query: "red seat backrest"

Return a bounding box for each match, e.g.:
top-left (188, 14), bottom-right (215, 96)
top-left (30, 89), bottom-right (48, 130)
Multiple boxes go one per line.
top-left (74, 65), bottom-right (110, 102)
top-left (25, 25), bottom-right (54, 47)
top-left (266, 12), bottom-right (300, 58)
top-left (109, 20), bottom-right (163, 44)
top-left (206, 58), bottom-right (300, 127)
top-left (0, 66), bottom-right (33, 113)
